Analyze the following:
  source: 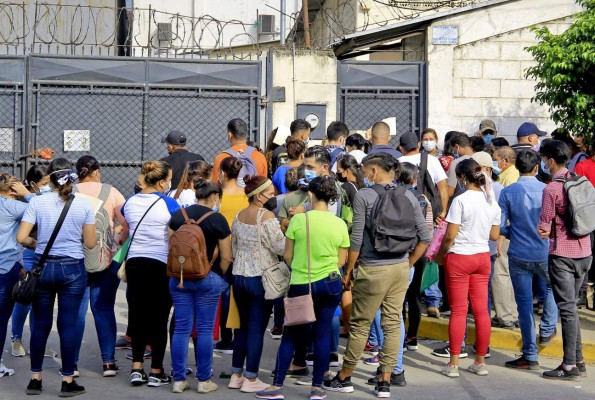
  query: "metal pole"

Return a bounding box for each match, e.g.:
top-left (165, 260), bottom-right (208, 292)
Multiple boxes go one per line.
top-left (302, 0), bottom-right (310, 49)
top-left (280, 0), bottom-right (286, 46)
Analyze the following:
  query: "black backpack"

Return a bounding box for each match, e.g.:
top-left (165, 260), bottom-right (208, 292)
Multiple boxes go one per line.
top-left (418, 151), bottom-right (443, 221)
top-left (368, 184), bottom-right (418, 255)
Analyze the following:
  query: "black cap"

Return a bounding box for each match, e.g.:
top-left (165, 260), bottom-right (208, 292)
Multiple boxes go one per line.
top-left (399, 131), bottom-right (419, 152)
top-left (161, 130), bottom-right (187, 145)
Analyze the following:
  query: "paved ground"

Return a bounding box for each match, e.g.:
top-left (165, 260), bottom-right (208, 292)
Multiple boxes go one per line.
top-left (1, 284), bottom-right (594, 400)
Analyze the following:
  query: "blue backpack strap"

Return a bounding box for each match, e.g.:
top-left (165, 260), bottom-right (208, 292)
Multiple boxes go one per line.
top-left (243, 146), bottom-right (256, 156)
top-left (223, 147), bottom-right (239, 157)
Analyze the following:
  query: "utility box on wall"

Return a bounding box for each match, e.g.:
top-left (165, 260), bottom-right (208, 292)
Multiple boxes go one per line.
top-left (296, 104), bottom-right (326, 140)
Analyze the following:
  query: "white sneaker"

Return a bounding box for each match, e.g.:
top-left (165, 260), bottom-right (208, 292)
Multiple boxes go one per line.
top-left (228, 374), bottom-right (245, 389)
top-left (240, 377), bottom-right (270, 393)
top-left (441, 363), bottom-right (459, 378)
top-left (173, 380), bottom-right (190, 393)
top-left (11, 340), bottom-right (26, 357)
top-left (468, 363), bottom-right (489, 376)
top-left (197, 380), bottom-right (218, 393)
top-left (0, 362), bottom-right (15, 377)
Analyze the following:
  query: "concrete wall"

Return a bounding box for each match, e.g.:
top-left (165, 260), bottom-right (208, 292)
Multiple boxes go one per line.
top-left (426, 0), bottom-right (581, 143)
top-left (270, 49), bottom-right (338, 132)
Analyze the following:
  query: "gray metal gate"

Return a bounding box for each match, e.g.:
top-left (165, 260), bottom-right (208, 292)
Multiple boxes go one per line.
top-left (0, 55), bottom-right (261, 196)
top-left (338, 61), bottom-right (426, 146)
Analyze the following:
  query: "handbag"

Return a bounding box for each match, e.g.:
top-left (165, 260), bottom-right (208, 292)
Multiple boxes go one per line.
top-left (426, 220), bottom-right (448, 260)
top-left (283, 212), bottom-right (317, 326)
top-left (258, 208), bottom-right (291, 300)
top-left (12, 195), bottom-right (75, 305)
top-left (114, 195), bottom-right (163, 282)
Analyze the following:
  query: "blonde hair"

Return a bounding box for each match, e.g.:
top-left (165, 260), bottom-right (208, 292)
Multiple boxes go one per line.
top-left (142, 161), bottom-right (171, 186)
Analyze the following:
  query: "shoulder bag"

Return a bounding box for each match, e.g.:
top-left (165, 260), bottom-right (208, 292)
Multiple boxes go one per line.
top-left (283, 212), bottom-right (317, 326)
top-left (12, 195), bottom-right (75, 305)
top-left (258, 208), bottom-right (291, 300)
top-left (114, 195), bottom-right (163, 282)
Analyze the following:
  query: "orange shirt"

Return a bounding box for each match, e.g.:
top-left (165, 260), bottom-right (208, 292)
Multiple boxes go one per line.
top-left (212, 143), bottom-right (268, 182)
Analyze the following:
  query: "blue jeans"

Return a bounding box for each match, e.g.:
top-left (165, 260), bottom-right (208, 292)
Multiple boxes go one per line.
top-left (331, 314), bottom-right (340, 354)
top-left (170, 272), bottom-right (224, 382)
top-left (488, 254), bottom-right (496, 315)
top-left (422, 282), bottom-right (442, 308)
top-left (509, 256), bottom-right (558, 361)
top-left (274, 274), bottom-right (342, 387)
top-left (273, 297), bottom-right (285, 328)
top-left (368, 309), bottom-right (383, 348)
top-left (30, 256), bottom-right (87, 376)
top-left (11, 249), bottom-right (35, 340)
top-left (231, 275), bottom-right (273, 379)
top-left (1, 263), bottom-right (21, 356)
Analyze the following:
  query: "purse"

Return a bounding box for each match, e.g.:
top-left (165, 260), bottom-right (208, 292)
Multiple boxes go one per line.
top-left (283, 212), bottom-right (317, 326)
top-left (114, 195), bottom-right (163, 282)
top-left (258, 208), bottom-right (291, 300)
top-left (12, 195), bottom-right (75, 305)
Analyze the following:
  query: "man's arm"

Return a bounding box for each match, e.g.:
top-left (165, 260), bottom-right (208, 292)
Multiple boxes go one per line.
top-left (538, 187), bottom-right (555, 238)
top-left (344, 191), bottom-right (367, 287)
top-left (437, 179), bottom-right (448, 219)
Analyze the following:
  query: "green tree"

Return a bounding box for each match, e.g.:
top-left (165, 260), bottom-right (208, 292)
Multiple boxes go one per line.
top-left (526, 0), bottom-right (595, 143)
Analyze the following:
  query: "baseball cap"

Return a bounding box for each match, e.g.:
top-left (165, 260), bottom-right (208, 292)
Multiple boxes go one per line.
top-left (471, 151), bottom-right (494, 168)
top-left (161, 130), bottom-right (187, 145)
top-left (517, 122), bottom-right (546, 138)
top-left (399, 131), bottom-right (420, 152)
top-left (479, 119), bottom-right (496, 133)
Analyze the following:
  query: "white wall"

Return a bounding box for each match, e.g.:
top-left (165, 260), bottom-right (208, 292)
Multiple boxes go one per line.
top-left (426, 0), bottom-right (581, 143)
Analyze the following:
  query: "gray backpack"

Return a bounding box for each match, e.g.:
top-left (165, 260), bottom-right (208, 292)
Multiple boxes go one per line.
top-left (554, 173), bottom-right (595, 237)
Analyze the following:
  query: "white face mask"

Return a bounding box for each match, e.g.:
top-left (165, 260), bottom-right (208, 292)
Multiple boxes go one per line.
top-left (422, 140), bottom-right (437, 152)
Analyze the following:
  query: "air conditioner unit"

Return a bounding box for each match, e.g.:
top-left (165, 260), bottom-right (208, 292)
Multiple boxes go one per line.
top-left (258, 14), bottom-right (275, 35)
top-left (157, 22), bottom-right (172, 47)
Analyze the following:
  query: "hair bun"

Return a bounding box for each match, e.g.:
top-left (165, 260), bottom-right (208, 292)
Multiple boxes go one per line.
top-left (193, 179), bottom-right (208, 190)
top-left (243, 174), bottom-right (254, 184)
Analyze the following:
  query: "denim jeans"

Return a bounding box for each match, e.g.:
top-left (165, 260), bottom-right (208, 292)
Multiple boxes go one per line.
top-left (273, 297), bottom-right (285, 328)
top-left (488, 254), bottom-right (496, 315)
top-left (73, 287), bottom-right (90, 365)
top-left (30, 256), bottom-right (87, 376)
top-left (1, 263), bottom-right (21, 357)
top-left (368, 310), bottom-right (383, 348)
top-left (170, 272), bottom-right (224, 382)
top-left (11, 249), bottom-right (35, 340)
top-left (421, 282), bottom-right (441, 308)
top-left (219, 273), bottom-right (233, 345)
top-left (535, 274), bottom-right (547, 304)
top-left (509, 256), bottom-right (558, 362)
top-left (330, 314), bottom-right (340, 354)
top-left (232, 275), bottom-right (273, 379)
top-left (274, 274), bottom-right (342, 387)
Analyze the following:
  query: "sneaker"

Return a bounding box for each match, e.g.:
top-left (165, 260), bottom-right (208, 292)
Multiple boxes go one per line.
top-left (432, 345), bottom-right (468, 359)
top-left (364, 354), bottom-right (381, 366)
top-left (505, 355), bottom-right (539, 370)
top-left (329, 352), bottom-right (340, 368)
top-left (427, 306), bottom-right (441, 318)
top-left (286, 367), bottom-right (309, 378)
top-left (405, 337), bottom-right (418, 351)
top-left (471, 344), bottom-right (491, 358)
top-left (468, 362), bottom-right (489, 376)
top-left (0, 362), bottom-right (15, 377)
top-left (228, 374), bottom-right (245, 389)
top-left (102, 363), bottom-right (119, 377)
top-left (115, 336), bottom-right (132, 350)
top-left (577, 362), bottom-right (587, 378)
top-left (310, 387), bottom-right (327, 400)
top-left (126, 347), bottom-right (152, 360)
top-left (26, 378), bottom-right (42, 395)
top-left (256, 387), bottom-right (284, 400)
top-left (172, 380), bottom-right (190, 393)
top-left (58, 380), bottom-right (85, 397)
top-left (374, 380), bottom-right (390, 399)
top-left (213, 341), bottom-right (233, 355)
top-left (294, 375), bottom-right (313, 386)
top-left (11, 339), bottom-right (26, 357)
top-left (240, 378), bottom-right (269, 393)
top-left (543, 365), bottom-right (581, 381)
top-left (367, 370), bottom-right (406, 387)
top-left (539, 328), bottom-right (557, 346)
top-left (270, 326), bottom-right (283, 340)
top-left (130, 369), bottom-right (148, 386)
top-left (364, 342), bottom-right (380, 355)
top-left (44, 346), bottom-right (58, 358)
top-left (305, 352), bottom-right (315, 366)
top-left (197, 380), bottom-right (218, 393)
top-left (58, 366), bottom-right (80, 378)
top-left (323, 374), bottom-right (354, 393)
top-left (441, 363), bottom-right (459, 378)
top-left (148, 372), bottom-right (172, 387)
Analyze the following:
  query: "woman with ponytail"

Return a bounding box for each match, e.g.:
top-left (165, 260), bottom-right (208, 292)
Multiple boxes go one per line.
top-left (17, 158), bottom-right (97, 397)
top-left (434, 159), bottom-right (501, 378)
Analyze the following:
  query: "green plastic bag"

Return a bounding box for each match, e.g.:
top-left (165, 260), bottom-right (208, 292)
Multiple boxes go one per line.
top-left (420, 259), bottom-right (439, 293)
top-left (112, 237), bottom-right (131, 264)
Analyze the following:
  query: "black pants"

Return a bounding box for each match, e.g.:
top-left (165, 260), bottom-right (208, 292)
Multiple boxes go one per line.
top-left (405, 258), bottom-right (424, 338)
top-left (126, 257), bottom-right (172, 370)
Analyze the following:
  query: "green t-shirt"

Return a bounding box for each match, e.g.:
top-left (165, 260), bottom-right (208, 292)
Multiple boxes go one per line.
top-left (279, 190), bottom-right (309, 219)
top-left (285, 210), bottom-right (350, 285)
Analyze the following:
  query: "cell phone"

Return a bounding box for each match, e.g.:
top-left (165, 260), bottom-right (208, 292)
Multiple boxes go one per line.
top-left (329, 271), bottom-right (339, 280)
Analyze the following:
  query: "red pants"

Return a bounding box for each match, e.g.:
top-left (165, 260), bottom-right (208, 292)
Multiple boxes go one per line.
top-left (445, 252), bottom-right (491, 357)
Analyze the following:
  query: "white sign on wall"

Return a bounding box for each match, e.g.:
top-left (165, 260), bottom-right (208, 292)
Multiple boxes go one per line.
top-left (64, 130), bottom-right (90, 152)
top-left (0, 128), bottom-right (13, 152)
top-left (432, 25), bottom-right (459, 45)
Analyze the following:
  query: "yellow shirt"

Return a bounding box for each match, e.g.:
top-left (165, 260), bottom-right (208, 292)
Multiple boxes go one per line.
top-left (498, 166), bottom-right (520, 187)
top-left (220, 192), bottom-right (249, 229)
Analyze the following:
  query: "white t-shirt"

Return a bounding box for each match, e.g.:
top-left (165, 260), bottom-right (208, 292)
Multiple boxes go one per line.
top-left (349, 149), bottom-right (367, 164)
top-left (446, 190), bottom-right (501, 255)
top-left (398, 153), bottom-right (447, 185)
top-left (168, 188), bottom-right (197, 208)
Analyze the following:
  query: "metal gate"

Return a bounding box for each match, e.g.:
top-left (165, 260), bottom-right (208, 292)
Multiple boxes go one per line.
top-left (338, 61), bottom-right (426, 145)
top-left (0, 55), bottom-right (261, 196)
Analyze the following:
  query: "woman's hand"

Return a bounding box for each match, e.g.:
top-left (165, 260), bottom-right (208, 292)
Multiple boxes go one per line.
top-left (434, 251), bottom-right (445, 266)
top-left (11, 182), bottom-right (30, 198)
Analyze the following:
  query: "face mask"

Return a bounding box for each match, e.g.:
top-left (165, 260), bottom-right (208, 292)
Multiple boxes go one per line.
top-left (304, 138), bottom-right (310, 147)
top-left (212, 204), bottom-right (220, 213)
top-left (541, 159), bottom-right (551, 175)
top-left (38, 185), bottom-right (52, 195)
top-left (483, 134), bottom-right (495, 145)
top-left (364, 172), bottom-right (376, 187)
top-left (336, 173), bottom-right (347, 183)
top-left (492, 160), bottom-right (502, 176)
top-left (304, 169), bottom-right (317, 182)
top-left (263, 196), bottom-right (278, 211)
top-left (422, 140), bottom-right (437, 152)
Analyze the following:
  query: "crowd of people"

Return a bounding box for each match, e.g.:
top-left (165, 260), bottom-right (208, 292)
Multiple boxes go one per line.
top-left (0, 116), bottom-right (593, 399)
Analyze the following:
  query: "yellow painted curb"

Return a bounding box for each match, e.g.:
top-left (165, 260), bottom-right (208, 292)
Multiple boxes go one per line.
top-left (417, 316), bottom-right (595, 363)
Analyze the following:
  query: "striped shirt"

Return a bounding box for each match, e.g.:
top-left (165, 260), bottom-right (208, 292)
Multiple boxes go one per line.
top-left (22, 193), bottom-right (95, 259)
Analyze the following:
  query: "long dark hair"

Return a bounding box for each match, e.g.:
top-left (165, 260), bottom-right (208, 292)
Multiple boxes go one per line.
top-left (337, 154), bottom-right (364, 188)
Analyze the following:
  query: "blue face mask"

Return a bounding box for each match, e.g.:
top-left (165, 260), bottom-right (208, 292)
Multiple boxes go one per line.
top-left (453, 153), bottom-right (460, 160)
top-left (541, 159), bottom-right (551, 175)
top-left (483, 134), bottom-right (495, 145)
top-left (212, 205), bottom-right (220, 213)
top-left (364, 177), bottom-right (375, 187)
top-left (492, 160), bottom-right (502, 176)
top-left (38, 185), bottom-right (52, 195)
top-left (304, 169), bottom-right (317, 182)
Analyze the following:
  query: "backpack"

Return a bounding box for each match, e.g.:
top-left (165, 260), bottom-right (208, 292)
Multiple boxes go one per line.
top-left (328, 147), bottom-right (346, 170)
top-left (340, 182), bottom-right (357, 232)
top-left (418, 151), bottom-right (443, 221)
top-left (368, 184), bottom-right (418, 255)
top-left (406, 186), bottom-right (428, 219)
top-left (553, 172), bottom-right (595, 237)
top-left (74, 184), bottom-right (116, 273)
top-left (167, 208), bottom-right (218, 287)
top-left (223, 147), bottom-right (258, 187)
